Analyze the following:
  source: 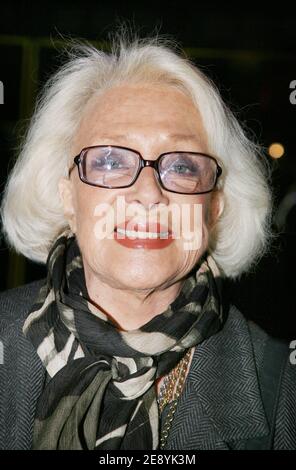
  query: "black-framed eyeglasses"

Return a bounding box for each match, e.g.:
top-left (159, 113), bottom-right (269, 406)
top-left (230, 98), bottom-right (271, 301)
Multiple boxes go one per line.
top-left (68, 145), bottom-right (222, 195)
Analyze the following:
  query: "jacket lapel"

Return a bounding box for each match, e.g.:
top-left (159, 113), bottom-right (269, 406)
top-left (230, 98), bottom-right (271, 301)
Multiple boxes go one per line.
top-left (165, 306), bottom-right (270, 449)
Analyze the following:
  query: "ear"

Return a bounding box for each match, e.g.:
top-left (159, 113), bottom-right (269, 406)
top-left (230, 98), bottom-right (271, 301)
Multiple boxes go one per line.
top-left (208, 190), bottom-right (224, 229)
top-left (58, 177), bottom-right (77, 233)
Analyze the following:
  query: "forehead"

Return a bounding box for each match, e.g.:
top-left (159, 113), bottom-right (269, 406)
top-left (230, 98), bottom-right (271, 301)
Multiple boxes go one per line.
top-left (72, 83), bottom-right (208, 152)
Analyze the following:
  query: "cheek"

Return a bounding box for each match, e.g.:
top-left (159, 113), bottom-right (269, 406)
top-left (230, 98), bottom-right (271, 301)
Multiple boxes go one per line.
top-left (75, 193), bottom-right (96, 234)
top-left (178, 196), bottom-right (210, 253)
top-left (200, 198), bottom-right (211, 248)
top-left (74, 186), bottom-right (111, 239)
top-left (184, 195), bottom-right (210, 231)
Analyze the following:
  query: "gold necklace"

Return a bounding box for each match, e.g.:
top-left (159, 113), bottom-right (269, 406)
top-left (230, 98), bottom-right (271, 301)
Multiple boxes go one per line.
top-left (157, 348), bottom-right (192, 449)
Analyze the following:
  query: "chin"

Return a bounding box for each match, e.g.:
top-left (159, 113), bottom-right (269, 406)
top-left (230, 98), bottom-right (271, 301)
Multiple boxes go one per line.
top-left (116, 266), bottom-right (173, 291)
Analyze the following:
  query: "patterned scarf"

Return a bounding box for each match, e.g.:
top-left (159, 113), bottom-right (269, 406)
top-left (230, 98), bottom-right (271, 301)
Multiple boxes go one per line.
top-left (23, 230), bottom-right (225, 450)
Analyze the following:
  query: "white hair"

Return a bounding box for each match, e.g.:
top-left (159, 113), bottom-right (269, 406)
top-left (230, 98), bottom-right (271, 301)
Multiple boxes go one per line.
top-left (0, 35), bottom-right (272, 278)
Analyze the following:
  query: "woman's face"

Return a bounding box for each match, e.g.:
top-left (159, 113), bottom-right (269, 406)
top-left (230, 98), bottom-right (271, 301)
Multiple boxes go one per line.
top-left (59, 83), bottom-right (222, 292)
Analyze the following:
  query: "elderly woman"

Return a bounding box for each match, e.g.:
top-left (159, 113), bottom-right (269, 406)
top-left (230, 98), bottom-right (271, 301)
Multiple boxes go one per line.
top-left (0, 36), bottom-right (295, 451)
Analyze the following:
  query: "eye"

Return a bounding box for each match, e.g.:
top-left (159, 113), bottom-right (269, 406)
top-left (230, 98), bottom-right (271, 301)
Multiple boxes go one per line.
top-left (170, 159), bottom-right (199, 175)
top-left (91, 155), bottom-right (123, 170)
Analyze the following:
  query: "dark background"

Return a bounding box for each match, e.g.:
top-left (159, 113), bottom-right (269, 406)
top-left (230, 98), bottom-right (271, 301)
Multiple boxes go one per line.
top-left (0, 1), bottom-right (295, 339)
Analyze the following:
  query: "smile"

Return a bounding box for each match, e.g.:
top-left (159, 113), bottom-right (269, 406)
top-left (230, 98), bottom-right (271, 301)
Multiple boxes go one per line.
top-left (115, 227), bottom-right (170, 239)
top-left (113, 221), bottom-right (174, 249)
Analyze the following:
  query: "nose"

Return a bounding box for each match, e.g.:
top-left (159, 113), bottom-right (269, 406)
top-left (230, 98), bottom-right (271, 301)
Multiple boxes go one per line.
top-left (124, 166), bottom-right (169, 209)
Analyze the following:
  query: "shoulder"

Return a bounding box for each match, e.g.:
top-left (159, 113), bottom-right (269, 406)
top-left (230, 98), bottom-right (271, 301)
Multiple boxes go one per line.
top-left (210, 303), bottom-right (270, 360)
top-left (0, 278), bottom-right (46, 328)
top-left (229, 304), bottom-right (269, 368)
top-left (221, 304), bottom-right (296, 449)
top-left (0, 278), bottom-right (46, 366)
top-left (0, 279), bottom-right (46, 449)
top-left (224, 304), bottom-right (294, 395)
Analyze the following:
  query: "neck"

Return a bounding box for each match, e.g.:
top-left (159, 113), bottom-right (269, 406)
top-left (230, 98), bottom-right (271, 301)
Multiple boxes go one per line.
top-left (84, 268), bottom-right (184, 331)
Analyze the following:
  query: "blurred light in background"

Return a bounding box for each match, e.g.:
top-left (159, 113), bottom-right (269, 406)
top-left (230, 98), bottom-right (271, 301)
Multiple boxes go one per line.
top-left (268, 142), bottom-right (285, 159)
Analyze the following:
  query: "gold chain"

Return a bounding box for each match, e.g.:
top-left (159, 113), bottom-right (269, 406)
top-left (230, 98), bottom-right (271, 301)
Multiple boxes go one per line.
top-left (157, 348), bottom-right (192, 449)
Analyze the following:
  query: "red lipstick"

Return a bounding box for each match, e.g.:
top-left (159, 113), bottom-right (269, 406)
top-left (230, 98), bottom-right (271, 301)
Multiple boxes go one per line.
top-left (114, 221), bottom-right (174, 249)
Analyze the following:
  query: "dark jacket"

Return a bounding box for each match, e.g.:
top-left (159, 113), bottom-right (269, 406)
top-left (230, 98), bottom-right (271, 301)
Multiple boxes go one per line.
top-left (0, 279), bottom-right (295, 450)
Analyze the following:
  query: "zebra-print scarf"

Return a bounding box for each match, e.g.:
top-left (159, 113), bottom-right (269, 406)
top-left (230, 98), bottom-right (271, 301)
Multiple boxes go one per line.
top-left (23, 230), bottom-right (224, 450)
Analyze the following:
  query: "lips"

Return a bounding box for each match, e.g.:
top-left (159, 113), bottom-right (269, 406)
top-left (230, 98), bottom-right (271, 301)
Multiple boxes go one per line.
top-left (113, 220), bottom-right (174, 249)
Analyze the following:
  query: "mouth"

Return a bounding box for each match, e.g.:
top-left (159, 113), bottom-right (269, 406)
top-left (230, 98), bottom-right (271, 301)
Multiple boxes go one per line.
top-left (114, 221), bottom-right (172, 239)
